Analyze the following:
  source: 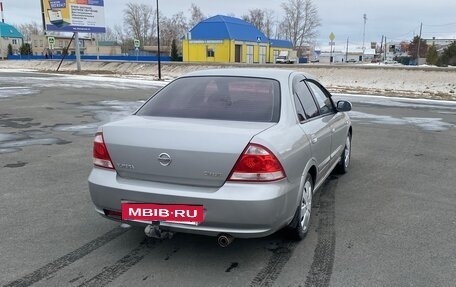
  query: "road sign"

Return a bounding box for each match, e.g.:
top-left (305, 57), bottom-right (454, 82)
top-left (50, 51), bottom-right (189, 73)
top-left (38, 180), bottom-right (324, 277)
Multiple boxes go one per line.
top-left (48, 36), bottom-right (55, 46)
top-left (329, 42), bottom-right (335, 46)
top-left (134, 39), bottom-right (140, 48)
top-left (329, 32), bottom-right (335, 42)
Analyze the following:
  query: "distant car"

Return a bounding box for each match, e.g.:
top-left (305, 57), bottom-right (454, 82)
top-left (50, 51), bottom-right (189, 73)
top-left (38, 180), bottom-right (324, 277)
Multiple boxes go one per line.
top-left (88, 69), bottom-right (353, 244)
top-left (384, 60), bottom-right (398, 64)
top-left (346, 59), bottom-right (357, 63)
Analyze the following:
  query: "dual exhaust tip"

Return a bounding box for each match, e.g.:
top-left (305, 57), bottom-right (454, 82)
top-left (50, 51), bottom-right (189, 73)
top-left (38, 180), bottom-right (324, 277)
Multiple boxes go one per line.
top-left (145, 225), bottom-right (234, 247)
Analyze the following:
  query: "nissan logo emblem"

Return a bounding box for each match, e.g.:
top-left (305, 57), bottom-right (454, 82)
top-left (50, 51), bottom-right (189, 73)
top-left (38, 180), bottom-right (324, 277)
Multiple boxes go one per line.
top-left (158, 153), bottom-right (172, 166)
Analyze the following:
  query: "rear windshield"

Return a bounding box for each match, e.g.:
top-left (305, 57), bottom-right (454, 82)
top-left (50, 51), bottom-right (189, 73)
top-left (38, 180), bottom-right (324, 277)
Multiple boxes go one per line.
top-left (136, 76), bottom-right (281, 122)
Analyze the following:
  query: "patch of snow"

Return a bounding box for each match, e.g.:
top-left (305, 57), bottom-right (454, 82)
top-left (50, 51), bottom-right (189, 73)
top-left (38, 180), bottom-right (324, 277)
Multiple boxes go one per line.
top-left (349, 111), bottom-right (454, 131)
top-left (333, 93), bottom-right (456, 110)
top-left (0, 87), bottom-right (39, 98)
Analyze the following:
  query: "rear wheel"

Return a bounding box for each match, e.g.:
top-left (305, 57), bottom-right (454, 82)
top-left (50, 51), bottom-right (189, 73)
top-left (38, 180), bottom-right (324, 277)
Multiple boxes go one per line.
top-left (286, 173), bottom-right (313, 240)
top-left (336, 132), bottom-right (351, 174)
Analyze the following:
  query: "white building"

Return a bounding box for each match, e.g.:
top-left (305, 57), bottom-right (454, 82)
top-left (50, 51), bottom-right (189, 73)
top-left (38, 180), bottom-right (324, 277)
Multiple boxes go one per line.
top-left (317, 46), bottom-right (376, 63)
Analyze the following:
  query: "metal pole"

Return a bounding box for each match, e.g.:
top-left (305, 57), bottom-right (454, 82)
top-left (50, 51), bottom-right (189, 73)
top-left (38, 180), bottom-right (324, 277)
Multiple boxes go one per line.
top-left (0, 18), bottom-right (2, 60)
top-left (57, 33), bottom-right (75, 71)
top-left (96, 37), bottom-right (99, 60)
top-left (330, 43), bottom-right (333, 64)
top-left (40, 0), bottom-right (46, 34)
top-left (362, 13), bottom-right (367, 62)
top-left (345, 37), bottom-right (349, 62)
top-left (1, 2), bottom-right (5, 23)
top-left (384, 36), bottom-right (387, 62)
top-left (416, 22), bottom-right (423, 65)
top-left (75, 32), bottom-right (81, 72)
top-left (156, 0), bottom-right (162, 80)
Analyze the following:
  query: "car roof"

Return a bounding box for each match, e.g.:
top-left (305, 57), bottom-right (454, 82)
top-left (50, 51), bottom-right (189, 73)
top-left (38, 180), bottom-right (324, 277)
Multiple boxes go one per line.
top-left (181, 68), bottom-right (316, 82)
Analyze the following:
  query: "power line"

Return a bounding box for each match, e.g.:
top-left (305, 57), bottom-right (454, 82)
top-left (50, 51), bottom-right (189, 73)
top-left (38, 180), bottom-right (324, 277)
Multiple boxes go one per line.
top-left (423, 22), bottom-right (456, 27)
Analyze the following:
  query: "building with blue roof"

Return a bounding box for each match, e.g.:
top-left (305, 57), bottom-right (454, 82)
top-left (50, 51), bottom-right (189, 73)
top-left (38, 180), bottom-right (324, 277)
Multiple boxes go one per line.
top-left (0, 22), bottom-right (24, 58)
top-left (183, 15), bottom-right (293, 63)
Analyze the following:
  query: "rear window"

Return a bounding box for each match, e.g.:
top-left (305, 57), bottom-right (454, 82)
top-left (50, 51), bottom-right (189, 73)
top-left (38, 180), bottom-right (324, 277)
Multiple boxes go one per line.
top-left (136, 76), bottom-right (281, 122)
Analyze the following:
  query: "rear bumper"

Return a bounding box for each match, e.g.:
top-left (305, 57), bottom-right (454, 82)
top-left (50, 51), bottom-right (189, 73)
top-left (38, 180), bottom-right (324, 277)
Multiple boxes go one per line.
top-left (88, 167), bottom-right (299, 238)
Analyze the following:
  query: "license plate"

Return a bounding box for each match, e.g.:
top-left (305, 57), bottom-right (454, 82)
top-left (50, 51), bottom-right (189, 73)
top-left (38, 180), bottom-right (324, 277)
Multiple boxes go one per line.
top-left (121, 203), bottom-right (204, 224)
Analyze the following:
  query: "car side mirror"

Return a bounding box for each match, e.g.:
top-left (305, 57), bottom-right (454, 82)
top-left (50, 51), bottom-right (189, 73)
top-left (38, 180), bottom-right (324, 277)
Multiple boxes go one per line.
top-left (336, 100), bottom-right (352, 112)
top-left (297, 113), bottom-right (306, 122)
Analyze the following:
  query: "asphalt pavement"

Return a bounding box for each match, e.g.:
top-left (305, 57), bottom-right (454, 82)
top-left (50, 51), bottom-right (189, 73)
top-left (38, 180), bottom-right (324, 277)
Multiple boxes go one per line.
top-left (1, 71), bottom-right (455, 287)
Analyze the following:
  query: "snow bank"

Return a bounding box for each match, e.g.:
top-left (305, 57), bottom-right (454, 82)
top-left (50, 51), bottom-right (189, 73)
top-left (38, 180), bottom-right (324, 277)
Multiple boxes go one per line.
top-left (1, 60), bottom-right (455, 100)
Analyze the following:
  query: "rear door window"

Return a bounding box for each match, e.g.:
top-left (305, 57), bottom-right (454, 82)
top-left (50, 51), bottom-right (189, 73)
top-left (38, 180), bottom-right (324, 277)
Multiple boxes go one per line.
top-left (136, 76), bottom-right (281, 122)
top-left (306, 81), bottom-right (334, 115)
top-left (294, 80), bottom-right (320, 119)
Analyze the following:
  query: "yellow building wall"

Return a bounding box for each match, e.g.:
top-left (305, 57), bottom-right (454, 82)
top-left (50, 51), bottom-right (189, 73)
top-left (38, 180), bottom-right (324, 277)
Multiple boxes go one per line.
top-left (183, 39), bottom-right (232, 63)
top-left (183, 39), bottom-right (293, 64)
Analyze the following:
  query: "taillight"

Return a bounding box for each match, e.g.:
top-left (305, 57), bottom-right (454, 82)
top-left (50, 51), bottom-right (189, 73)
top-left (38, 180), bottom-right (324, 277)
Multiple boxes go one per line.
top-left (93, 132), bottom-right (114, 169)
top-left (228, 144), bottom-right (286, 182)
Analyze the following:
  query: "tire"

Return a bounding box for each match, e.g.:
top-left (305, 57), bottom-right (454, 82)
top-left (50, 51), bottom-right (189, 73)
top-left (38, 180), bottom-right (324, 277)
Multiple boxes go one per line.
top-left (336, 132), bottom-right (352, 174)
top-left (286, 173), bottom-right (313, 240)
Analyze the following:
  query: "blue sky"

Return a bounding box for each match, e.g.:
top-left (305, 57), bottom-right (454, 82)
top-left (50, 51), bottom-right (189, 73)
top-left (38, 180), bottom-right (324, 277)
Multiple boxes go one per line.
top-left (3, 0), bottom-right (456, 47)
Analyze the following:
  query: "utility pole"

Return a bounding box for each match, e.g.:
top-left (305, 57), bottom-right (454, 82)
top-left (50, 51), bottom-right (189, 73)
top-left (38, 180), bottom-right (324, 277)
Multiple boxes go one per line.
top-left (75, 32), bottom-right (81, 72)
top-left (416, 22), bottom-right (423, 65)
top-left (380, 35), bottom-right (384, 60)
top-left (39, 0), bottom-right (46, 35)
top-left (345, 37), bottom-right (349, 62)
top-left (362, 13), bottom-right (367, 62)
top-left (0, 2), bottom-right (3, 59)
top-left (156, 0), bottom-right (162, 80)
top-left (1, 2), bottom-right (5, 23)
top-left (384, 36), bottom-right (387, 62)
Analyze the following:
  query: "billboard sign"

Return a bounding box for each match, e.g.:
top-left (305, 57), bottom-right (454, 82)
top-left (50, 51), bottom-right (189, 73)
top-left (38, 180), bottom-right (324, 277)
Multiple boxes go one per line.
top-left (42, 0), bottom-right (106, 33)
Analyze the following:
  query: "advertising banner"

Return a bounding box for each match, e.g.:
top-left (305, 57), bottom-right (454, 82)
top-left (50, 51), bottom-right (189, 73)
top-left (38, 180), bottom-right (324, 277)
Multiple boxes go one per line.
top-left (43, 0), bottom-right (106, 33)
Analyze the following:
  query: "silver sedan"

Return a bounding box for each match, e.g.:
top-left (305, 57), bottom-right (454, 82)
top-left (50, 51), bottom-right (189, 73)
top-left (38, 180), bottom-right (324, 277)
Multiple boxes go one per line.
top-left (88, 68), bottom-right (352, 245)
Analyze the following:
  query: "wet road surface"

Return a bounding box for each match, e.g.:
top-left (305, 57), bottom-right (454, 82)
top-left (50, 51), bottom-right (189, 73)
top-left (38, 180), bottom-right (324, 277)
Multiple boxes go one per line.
top-left (1, 71), bottom-right (455, 287)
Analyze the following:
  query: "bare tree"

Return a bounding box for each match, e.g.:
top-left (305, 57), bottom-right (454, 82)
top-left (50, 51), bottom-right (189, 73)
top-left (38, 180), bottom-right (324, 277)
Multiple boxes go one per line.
top-left (113, 24), bottom-right (132, 53)
top-left (242, 9), bottom-right (265, 32)
top-left (16, 22), bottom-right (43, 42)
top-left (279, 0), bottom-right (321, 48)
top-left (123, 2), bottom-right (155, 46)
top-left (188, 3), bottom-right (205, 28)
top-left (242, 9), bottom-right (276, 39)
top-left (94, 26), bottom-right (118, 42)
top-left (160, 12), bottom-right (188, 48)
top-left (263, 10), bottom-right (276, 39)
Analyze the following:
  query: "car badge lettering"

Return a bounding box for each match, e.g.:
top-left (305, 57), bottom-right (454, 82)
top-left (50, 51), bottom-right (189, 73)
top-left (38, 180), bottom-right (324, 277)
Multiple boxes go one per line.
top-left (204, 171), bottom-right (223, 177)
top-left (117, 163), bottom-right (135, 169)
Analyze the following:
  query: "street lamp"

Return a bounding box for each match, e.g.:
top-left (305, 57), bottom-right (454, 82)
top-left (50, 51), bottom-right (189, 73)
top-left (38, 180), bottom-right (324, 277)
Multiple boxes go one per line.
top-left (362, 13), bottom-right (367, 61)
top-left (156, 0), bottom-right (162, 80)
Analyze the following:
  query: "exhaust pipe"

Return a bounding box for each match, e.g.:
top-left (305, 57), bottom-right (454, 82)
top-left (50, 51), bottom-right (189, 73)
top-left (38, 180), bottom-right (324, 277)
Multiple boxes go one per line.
top-left (144, 225), bottom-right (174, 239)
top-left (217, 233), bottom-right (234, 247)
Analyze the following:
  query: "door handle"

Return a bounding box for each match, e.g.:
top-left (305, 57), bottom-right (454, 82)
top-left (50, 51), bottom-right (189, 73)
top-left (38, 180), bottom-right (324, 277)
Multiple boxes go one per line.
top-left (311, 134), bottom-right (318, 144)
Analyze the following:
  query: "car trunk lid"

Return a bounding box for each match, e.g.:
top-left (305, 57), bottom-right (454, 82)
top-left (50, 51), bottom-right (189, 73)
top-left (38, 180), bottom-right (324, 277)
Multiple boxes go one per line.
top-left (102, 116), bottom-right (276, 187)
